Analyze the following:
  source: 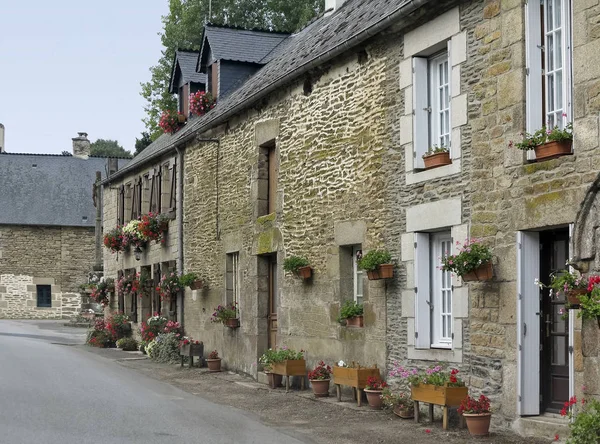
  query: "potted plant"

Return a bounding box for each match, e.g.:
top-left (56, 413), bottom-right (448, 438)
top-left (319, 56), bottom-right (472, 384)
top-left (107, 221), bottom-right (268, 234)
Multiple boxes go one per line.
top-left (422, 145), bottom-right (451, 169)
top-left (89, 278), bottom-right (114, 307)
top-left (189, 91), bottom-right (216, 116)
top-left (358, 249), bottom-right (394, 280)
top-left (337, 300), bottom-right (364, 327)
top-left (159, 109), bottom-right (184, 134)
top-left (103, 226), bottom-right (125, 253)
top-left (138, 212), bottom-right (170, 244)
top-left (332, 361), bottom-right (380, 406)
top-left (157, 272), bottom-right (183, 301)
top-left (210, 302), bottom-right (239, 328)
top-left (458, 394), bottom-right (492, 437)
top-left (207, 350), bottom-right (222, 372)
top-left (537, 269), bottom-right (588, 307)
top-left (308, 361), bottom-right (332, 397)
top-left (258, 350), bottom-right (283, 389)
top-left (560, 395), bottom-right (600, 442)
top-left (579, 276), bottom-right (600, 327)
top-left (364, 376), bottom-right (388, 410)
top-left (261, 347), bottom-right (306, 391)
top-left (116, 337), bottom-right (139, 351)
top-left (122, 219), bottom-right (148, 250)
top-left (441, 238), bottom-right (493, 282)
top-left (509, 121), bottom-right (573, 161)
top-left (381, 388), bottom-right (414, 419)
top-left (283, 255), bottom-right (312, 279)
top-left (179, 272), bottom-right (204, 290)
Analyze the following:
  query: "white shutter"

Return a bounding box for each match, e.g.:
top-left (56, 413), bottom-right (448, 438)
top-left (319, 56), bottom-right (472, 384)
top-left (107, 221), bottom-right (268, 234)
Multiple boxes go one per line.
top-left (561, 0), bottom-right (573, 125)
top-left (447, 40), bottom-right (452, 153)
top-left (517, 231), bottom-right (540, 416)
top-left (414, 232), bottom-right (431, 349)
top-left (413, 57), bottom-right (429, 169)
top-left (525, 0), bottom-right (543, 161)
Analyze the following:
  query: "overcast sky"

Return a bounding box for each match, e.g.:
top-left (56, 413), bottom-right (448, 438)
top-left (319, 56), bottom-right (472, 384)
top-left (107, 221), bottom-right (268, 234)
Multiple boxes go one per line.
top-left (0, 1), bottom-right (168, 155)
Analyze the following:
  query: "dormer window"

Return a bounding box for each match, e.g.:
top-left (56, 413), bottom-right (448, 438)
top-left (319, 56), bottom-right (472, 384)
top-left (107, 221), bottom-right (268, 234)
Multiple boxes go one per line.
top-left (169, 50), bottom-right (207, 118)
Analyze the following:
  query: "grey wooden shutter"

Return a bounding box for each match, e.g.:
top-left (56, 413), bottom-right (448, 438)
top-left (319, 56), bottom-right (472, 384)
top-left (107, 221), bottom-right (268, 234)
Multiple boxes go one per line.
top-left (561, 0), bottom-right (573, 124)
top-left (525, 1), bottom-right (543, 131)
top-left (517, 231), bottom-right (540, 415)
top-left (413, 57), bottom-right (429, 169)
top-left (414, 232), bottom-right (431, 349)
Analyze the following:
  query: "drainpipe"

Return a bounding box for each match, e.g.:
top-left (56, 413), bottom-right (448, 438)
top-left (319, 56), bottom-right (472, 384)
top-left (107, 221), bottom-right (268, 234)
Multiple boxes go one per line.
top-left (175, 145), bottom-right (185, 325)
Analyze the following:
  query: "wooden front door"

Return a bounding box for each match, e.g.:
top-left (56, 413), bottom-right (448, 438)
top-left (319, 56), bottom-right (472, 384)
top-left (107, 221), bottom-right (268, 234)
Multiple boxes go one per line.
top-left (539, 229), bottom-right (570, 413)
top-left (268, 257), bottom-right (278, 349)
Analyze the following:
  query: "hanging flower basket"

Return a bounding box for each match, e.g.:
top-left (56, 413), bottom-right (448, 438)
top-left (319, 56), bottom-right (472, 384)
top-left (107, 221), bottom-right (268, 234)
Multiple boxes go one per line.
top-left (345, 315), bottom-right (364, 328)
top-left (566, 289), bottom-right (587, 308)
top-left (225, 318), bottom-right (240, 329)
top-left (296, 266), bottom-right (313, 280)
top-left (461, 261), bottom-right (493, 282)
top-left (189, 280), bottom-right (204, 290)
top-left (534, 140), bottom-right (572, 161)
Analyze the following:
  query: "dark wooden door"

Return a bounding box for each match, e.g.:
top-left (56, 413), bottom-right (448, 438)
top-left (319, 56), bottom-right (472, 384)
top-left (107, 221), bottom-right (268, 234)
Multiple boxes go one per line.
top-left (268, 258), bottom-right (278, 349)
top-left (539, 229), bottom-right (570, 413)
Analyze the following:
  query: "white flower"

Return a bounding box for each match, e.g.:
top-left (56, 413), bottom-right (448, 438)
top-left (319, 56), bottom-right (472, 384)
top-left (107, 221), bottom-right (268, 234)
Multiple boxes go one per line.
top-left (337, 360), bottom-right (346, 367)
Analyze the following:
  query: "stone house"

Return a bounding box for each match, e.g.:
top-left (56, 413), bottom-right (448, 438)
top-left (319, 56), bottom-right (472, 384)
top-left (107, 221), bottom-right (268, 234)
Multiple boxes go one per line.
top-left (101, 0), bottom-right (600, 437)
top-left (0, 133), bottom-right (127, 319)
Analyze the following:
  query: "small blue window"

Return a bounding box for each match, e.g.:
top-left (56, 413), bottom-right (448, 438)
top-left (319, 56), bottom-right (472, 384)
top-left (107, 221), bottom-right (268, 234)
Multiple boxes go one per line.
top-left (37, 285), bottom-right (51, 308)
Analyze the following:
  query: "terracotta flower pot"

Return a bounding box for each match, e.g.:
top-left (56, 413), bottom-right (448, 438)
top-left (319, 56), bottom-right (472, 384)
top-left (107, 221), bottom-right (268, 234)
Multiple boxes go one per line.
top-left (296, 266), bottom-right (312, 279)
top-left (366, 269), bottom-right (381, 280)
top-left (461, 262), bottom-right (493, 282)
top-left (423, 152), bottom-right (451, 169)
top-left (267, 372), bottom-right (283, 389)
top-left (393, 405), bottom-right (414, 419)
top-left (567, 289), bottom-right (587, 308)
top-left (225, 318), bottom-right (240, 328)
top-left (463, 412), bottom-right (492, 436)
top-left (345, 315), bottom-right (364, 328)
top-left (534, 140), bottom-right (572, 161)
top-left (364, 389), bottom-right (383, 409)
top-left (207, 358), bottom-right (222, 372)
top-left (310, 379), bottom-right (330, 397)
top-left (378, 263), bottom-right (394, 279)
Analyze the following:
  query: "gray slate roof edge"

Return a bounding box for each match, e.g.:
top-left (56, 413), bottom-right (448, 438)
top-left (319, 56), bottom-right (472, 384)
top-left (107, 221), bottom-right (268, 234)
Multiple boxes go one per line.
top-left (108, 0), bottom-right (431, 184)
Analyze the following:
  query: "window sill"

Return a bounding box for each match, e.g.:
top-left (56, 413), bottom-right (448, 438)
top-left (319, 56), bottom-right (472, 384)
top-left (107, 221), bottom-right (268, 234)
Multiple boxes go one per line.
top-left (407, 346), bottom-right (462, 363)
top-left (406, 159), bottom-right (461, 185)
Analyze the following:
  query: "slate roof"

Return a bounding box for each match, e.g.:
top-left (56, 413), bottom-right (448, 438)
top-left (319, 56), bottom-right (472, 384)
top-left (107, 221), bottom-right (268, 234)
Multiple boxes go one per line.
top-left (198, 25), bottom-right (289, 71)
top-left (169, 50), bottom-right (207, 94)
top-left (110, 0), bottom-right (431, 183)
top-left (0, 153), bottom-right (129, 227)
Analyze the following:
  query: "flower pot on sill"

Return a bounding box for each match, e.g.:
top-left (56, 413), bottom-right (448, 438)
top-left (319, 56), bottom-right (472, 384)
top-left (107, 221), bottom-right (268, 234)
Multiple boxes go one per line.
top-left (534, 140), bottom-right (572, 161)
top-left (345, 315), bottom-right (364, 328)
top-left (567, 289), bottom-right (587, 308)
top-left (423, 152), bottom-right (451, 169)
top-left (295, 266), bottom-right (312, 280)
top-left (189, 280), bottom-right (204, 290)
top-left (364, 389), bottom-right (384, 409)
top-left (461, 262), bottom-right (493, 282)
top-left (207, 358), bottom-right (222, 372)
top-left (463, 412), bottom-right (492, 437)
top-left (309, 379), bottom-right (330, 397)
top-left (225, 318), bottom-right (240, 329)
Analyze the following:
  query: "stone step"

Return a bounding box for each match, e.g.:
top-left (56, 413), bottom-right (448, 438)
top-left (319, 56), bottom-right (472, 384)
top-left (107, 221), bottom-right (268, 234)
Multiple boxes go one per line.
top-left (514, 414), bottom-right (569, 441)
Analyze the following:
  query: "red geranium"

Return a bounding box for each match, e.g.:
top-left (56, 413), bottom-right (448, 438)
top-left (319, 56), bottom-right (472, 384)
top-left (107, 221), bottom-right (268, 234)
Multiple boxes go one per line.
top-left (365, 376), bottom-right (388, 391)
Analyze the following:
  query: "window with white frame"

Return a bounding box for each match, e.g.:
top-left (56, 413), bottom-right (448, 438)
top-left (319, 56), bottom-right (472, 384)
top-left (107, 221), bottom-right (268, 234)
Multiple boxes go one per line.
top-left (414, 231), bottom-right (453, 349)
top-left (353, 246), bottom-right (364, 305)
top-left (413, 43), bottom-right (452, 169)
top-left (526, 0), bottom-right (572, 136)
top-left (226, 252), bottom-right (240, 306)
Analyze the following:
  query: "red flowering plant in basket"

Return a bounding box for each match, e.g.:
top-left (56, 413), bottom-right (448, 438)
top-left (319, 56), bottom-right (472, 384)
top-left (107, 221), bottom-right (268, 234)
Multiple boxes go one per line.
top-left (116, 273), bottom-right (138, 296)
top-left (138, 212), bottom-right (170, 244)
top-left (365, 376), bottom-right (388, 391)
top-left (89, 278), bottom-right (114, 307)
top-left (159, 109), bottom-right (184, 134)
top-left (103, 226), bottom-right (125, 253)
top-left (139, 314), bottom-right (168, 345)
top-left (189, 91), bottom-right (216, 116)
top-left (308, 361), bottom-right (332, 380)
top-left (156, 272), bottom-right (183, 301)
top-left (179, 336), bottom-right (200, 348)
top-left (210, 302), bottom-right (239, 324)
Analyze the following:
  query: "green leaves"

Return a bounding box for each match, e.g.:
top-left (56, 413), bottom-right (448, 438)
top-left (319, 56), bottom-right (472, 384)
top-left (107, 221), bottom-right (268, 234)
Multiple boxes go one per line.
top-left (357, 250), bottom-right (392, 272)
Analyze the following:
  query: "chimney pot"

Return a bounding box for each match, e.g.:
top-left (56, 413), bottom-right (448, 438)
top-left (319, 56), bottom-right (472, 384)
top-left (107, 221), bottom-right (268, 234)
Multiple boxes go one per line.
top-left (0, 123), bottom-right (5, 153)
top-left (325, 0), bottom-right (345, 14)
top-left (72, 132), bottom-right (91, 159)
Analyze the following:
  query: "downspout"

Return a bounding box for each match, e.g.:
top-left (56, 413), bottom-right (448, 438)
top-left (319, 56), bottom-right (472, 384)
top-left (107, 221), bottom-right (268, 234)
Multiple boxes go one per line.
top-left (175, 145), bottom-right (185, 325)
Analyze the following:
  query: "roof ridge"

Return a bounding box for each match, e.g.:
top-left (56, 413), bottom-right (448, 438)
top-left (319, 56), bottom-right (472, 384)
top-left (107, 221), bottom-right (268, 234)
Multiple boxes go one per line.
top-left (205, 22), bottom-right (291, 35)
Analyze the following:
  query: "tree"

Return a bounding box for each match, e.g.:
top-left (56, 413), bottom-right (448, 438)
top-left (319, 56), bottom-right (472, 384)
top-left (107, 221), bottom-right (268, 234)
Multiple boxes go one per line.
top-left (134, 132), bottom-right (153, 156)
top-left (140, 0), bottom-right (323, 140)
top-left (90, 139), bottom-right (132, 158)
top-left (61, 151), bottom-right (72, 156)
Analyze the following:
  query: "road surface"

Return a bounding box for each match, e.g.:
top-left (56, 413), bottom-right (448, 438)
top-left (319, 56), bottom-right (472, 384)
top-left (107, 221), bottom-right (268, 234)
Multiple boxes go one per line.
top-left (0, 320), bottom-right (308, 444)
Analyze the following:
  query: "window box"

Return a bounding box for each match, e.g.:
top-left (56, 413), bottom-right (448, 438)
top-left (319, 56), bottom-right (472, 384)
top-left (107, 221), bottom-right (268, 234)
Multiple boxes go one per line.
top-left (534, 140), bottom-right (572, 161)
top-left (411, 383), bottom-right (468, 406)
top-left (461, 262), bottom-right (493, 282)
top-left (332, 366), bottom-right (380, 389)
top-left (271, 359), bottom-right (306, 377)
top-left (345, 315), bottom-right (364, 328)
top-left (296, 266), bottom-right (313, 280)
top-left (423, 152), bottom-right (452, 170)
top-left (366, 264), bottom-right (394, 280)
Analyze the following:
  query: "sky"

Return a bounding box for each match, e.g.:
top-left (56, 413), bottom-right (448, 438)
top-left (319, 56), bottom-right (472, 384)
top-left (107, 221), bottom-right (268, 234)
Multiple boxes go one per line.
top-left (0, 1), bottom-right (169, 155)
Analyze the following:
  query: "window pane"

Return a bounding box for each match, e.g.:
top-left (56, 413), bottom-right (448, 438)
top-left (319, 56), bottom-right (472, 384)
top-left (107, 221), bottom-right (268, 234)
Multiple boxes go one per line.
top-left (554, 0), bottom-right (561, 28)
top-left (547, 0), bottom-right (553, 29)
top-left (556, 31), bottom-right (562, 69)
top-left (556, 71), bottom-right (563, 111)
top-left (547, 34), bottom-right (554, 71)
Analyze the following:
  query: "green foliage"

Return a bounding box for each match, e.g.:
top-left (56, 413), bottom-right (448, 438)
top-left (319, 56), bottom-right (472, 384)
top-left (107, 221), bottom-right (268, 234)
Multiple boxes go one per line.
top-left (116, 337), bottom-right (139, 351)
top-left (564, 398), bottom-right (600, 444)
top-left (147, 333), bottom-right (182, 363)
top-left (548, 270), bottom-right (587, 295)
top-left (283, 255), bottom-right (310, 272)
top-left (140, 0), bottom-right (324, 139)
top-left (381, 388), bottom-right (412, 410)
top-left (61, 151), bottom-right (72, 156)
top-left (357, 250), bottom-right (392, 271)
top-left (90, 139), bottom-right (132, 158)
top-left (338, 300), bottom-right (363, 322)
top-left (440, 238), bottom-right (492, 277)
top-left (259, 346), bottom-right (305, 371)
top-left (179, 272), bottom-right (200, 287)
top-left (579, 288), bottom-right (600, 320)
top-left (423, 144), bottom-right (449, 158)
top-left (134, 131), bottom-right (153, 156)
top-left (510, 122), bottom-right (573, 150)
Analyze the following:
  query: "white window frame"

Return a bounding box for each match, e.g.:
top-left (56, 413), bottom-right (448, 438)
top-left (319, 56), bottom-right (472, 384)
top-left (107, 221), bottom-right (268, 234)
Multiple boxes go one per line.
top-left (414, 231), bottom-right (453, 349)
top-left (226, 252), bottom-right (240, 307)
top-left (352, 246), bottom-right (364, 305)
top-left (525, 0), bottom-right (572, 158)
top-left (413, 42), bottom-right (452, 169)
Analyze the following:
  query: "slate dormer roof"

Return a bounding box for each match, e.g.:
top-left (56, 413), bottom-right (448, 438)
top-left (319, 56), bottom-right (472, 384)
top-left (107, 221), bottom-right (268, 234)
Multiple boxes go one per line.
top-left (0, 153), bottom-right (129, 227)
top-left (169, 50), bottom-right (208, 94)
top-left (198, 25), bottom-right (289, 73)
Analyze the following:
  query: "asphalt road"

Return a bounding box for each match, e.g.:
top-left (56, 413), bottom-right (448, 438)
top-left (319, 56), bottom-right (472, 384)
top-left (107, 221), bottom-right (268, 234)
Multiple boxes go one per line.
top-left (0, 320), bottom-right (307, 444)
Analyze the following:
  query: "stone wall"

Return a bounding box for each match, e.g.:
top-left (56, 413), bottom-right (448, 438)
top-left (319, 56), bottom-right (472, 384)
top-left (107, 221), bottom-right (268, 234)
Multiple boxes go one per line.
top-left (0, 225), bottom-right (92, 319)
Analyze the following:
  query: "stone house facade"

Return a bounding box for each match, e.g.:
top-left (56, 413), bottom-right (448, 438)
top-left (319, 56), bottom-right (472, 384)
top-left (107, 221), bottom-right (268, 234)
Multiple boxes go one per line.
top-left (0, 134), bottom-right (127, 319)
top-left (101, 0), bottom-right (600, 437)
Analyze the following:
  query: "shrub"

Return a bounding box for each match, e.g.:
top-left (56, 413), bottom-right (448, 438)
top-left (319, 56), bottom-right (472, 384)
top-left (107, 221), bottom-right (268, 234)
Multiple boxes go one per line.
top-left (105, 313), bottom-right (131, 340)
top-left (357, 250), bottom-right (392, 271)
top-left (337, 300), bottom-right (363, 323)
top-left (86, 319), bottom-right (114, 348)
top-left (148, 332), bottom-right (181, 363)
top-left (116, 337), bottom-right (139, 351)
top-left (283, 256), bottom-right (310, 273)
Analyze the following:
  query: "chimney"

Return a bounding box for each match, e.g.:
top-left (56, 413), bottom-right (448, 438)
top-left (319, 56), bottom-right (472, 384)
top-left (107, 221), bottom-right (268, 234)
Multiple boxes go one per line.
top-left (72, 132), bottom-right (91, 158)
top-left (108, 158), bottom-right (119, 176)
top-left (0, 123), bottom-right (5, 153)
top-left (325, 0), bottom-right (345, 14)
